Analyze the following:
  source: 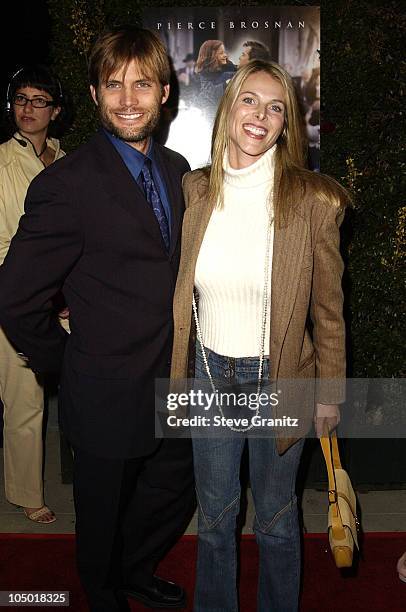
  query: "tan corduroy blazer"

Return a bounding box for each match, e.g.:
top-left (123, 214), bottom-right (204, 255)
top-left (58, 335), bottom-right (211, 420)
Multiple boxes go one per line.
top-left (170, 168), bottom-right (346, 454)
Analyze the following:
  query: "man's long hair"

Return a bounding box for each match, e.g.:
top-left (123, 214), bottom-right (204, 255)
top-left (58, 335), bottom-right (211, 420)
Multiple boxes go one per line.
top-left (88, 26), bottom-right (171, 90)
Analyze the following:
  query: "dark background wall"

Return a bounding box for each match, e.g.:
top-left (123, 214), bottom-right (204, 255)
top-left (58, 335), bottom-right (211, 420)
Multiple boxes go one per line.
top-left (0, 4), bottom-right (51, 140)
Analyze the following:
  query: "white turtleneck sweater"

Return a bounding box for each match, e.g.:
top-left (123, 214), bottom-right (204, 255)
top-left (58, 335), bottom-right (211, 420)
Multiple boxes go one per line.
top-left (195, 146), bottom-right (276, 357)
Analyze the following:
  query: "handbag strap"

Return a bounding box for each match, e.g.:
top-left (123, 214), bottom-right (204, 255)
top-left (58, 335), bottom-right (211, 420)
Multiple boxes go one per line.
top-left (320, 429), bottom-right (342, 503)
top-left (330, 431), bottom-right (342, 470)
top-left (320, 432), bottom-right (336, 504)
top-left (320, 429), bottom-right (342, 467)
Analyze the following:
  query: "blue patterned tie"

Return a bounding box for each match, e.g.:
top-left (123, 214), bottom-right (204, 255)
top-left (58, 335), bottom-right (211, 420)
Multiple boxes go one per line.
top-left (141, 159), bottom-right (170, 251)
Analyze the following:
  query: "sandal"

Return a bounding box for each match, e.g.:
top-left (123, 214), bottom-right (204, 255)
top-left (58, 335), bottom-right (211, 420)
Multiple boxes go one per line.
top-left (397, 552), bottom-right (406, 583)
top-left (23, 506), bottom-right (56, 524)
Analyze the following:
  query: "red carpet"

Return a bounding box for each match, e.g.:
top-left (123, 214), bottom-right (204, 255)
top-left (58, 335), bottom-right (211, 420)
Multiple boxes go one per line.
top-left (0, 533), bottom-right (405, 611)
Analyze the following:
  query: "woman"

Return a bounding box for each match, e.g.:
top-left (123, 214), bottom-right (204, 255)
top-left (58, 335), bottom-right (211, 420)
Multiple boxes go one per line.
top-left (0, 65), bottom-right (67, 523)
top-left (194, 40), bottom-right (236, 111)
top-left (171, 60), bottom-right (350, 611)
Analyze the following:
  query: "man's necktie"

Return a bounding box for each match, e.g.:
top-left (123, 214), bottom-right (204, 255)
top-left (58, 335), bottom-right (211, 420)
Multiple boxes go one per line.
top-left (140, 159), bottom-right (170, 251)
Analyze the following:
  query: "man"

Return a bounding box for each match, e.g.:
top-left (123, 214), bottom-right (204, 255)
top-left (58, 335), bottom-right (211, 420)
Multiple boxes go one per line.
top-left (177, 52), bottom-right (196, 85)
top-left (177, 53), bottom-right (198, 104)
top-left (292, 67), bottom-right (313, 108)
top-left (0, 27), bottom-right (195, 612)
top-left (238, 40), bottom-right (271, 67)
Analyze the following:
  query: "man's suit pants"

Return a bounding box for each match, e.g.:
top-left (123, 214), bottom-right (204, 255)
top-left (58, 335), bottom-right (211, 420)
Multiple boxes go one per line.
top-left (73, 439), bottom-right (195, 612)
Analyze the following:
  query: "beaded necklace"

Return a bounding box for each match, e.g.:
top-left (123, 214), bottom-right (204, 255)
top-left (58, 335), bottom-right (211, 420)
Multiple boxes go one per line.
top-left (192, 214), bottom-right (274, 432)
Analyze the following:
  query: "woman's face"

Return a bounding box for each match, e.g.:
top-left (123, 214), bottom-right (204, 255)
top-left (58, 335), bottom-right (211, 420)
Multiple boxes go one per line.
top-left (228, 71), bottom-right (286, 169)
top-left (13, 86), bottom-right (60, 139)
top-left (214, 44), bottom-right (228, 67)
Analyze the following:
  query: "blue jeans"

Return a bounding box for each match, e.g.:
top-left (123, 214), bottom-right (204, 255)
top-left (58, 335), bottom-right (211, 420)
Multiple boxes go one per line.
top-left (193, 345), bottom-right (304, 612)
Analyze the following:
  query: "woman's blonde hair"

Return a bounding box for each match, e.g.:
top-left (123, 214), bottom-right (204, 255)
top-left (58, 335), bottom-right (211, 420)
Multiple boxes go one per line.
top-left (195, 40), bottom-right (224, 74)
top-left (208, 60), bottom-right (350, 224)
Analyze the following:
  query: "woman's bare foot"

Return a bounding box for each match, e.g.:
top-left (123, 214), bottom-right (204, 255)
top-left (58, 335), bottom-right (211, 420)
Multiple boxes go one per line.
top-left (23, 506), bottom-right (56, 524)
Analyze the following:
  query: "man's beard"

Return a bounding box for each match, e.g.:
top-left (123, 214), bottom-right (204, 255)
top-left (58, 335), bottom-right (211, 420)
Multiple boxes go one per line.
top-left (98, 100), bottom-right (160, 143)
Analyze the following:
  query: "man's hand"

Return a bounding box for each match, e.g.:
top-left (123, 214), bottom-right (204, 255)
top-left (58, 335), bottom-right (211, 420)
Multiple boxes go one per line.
top-left (314, 403), bottom-right (340, 438)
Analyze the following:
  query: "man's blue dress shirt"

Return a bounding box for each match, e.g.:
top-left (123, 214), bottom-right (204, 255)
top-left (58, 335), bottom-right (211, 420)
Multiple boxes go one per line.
top-left (104, 130), bottom-right (172, 236)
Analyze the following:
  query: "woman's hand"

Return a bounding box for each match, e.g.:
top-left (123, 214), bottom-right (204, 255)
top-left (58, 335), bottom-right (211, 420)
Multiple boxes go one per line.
top-left (314, 403), bottom-right (340, 437)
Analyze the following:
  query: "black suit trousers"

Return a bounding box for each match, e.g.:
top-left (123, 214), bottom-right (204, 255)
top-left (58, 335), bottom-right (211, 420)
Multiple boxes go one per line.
top-left (73, 439), bottom-right (195, 612)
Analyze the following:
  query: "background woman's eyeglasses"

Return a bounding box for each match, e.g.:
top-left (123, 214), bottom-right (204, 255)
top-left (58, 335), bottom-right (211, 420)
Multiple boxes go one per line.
top-left (13, 94), bottom-right (55, 108)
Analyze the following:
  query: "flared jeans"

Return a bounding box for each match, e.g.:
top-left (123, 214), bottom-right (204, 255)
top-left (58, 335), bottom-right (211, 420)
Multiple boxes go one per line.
top-left (193, 345), bottom-right (304, 612)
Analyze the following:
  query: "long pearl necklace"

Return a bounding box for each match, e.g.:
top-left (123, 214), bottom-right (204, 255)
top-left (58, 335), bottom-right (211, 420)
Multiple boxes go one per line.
top-left (192, 214), bottom-right (274, 433)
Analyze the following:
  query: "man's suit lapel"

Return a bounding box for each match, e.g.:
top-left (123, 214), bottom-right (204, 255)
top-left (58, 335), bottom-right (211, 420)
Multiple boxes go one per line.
top-left (154, 145), bottom-right (184, 259)
top-left (92, 132), bottom-right (170, 250)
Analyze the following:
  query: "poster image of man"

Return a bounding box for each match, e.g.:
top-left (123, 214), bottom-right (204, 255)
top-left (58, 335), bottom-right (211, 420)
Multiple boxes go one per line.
top-left (238, 40), bottom-right (271, 66)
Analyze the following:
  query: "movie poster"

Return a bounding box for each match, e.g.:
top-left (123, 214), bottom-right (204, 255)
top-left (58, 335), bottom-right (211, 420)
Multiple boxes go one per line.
top-left (143, 6), bottom-right (320, 170)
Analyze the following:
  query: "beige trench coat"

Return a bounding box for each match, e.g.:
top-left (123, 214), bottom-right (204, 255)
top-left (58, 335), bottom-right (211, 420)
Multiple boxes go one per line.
top-left (0, 133), bottom-right (64, 265)
top-left (170, 169), bottom-right (346, 454)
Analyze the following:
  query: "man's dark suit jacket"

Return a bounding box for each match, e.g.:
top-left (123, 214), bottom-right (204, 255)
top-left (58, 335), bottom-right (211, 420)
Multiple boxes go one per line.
top-left (0, 130), bottom-right (190, 458)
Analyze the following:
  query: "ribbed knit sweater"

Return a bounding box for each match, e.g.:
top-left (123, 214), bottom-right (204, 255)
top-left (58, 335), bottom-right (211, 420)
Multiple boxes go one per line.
top-left (195, 145), bottom-right (276, 357)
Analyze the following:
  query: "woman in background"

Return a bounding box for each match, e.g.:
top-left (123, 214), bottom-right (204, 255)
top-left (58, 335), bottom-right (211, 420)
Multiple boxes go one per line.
top-left (194, 39), bottom-right (236, 112)
top-left (0, 65), bottom-right (68, 523)
top-left (171, 60), bottom-right (350, 611)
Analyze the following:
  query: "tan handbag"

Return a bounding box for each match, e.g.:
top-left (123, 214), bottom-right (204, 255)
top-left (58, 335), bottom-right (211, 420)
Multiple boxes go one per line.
top-left (320, 430), bottom-right (359, 568)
